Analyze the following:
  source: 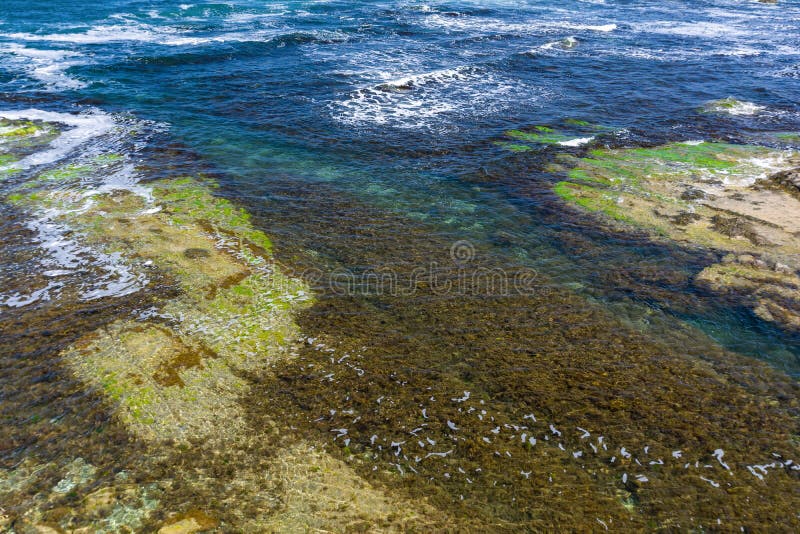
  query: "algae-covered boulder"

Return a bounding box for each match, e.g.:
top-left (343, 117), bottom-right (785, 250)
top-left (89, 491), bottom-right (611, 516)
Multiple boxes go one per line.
top-left (700, 98), bottom-right (766, 116)
top-left (3, 121), bottom-right (311, 442)
top-left (554, 140), bottom-right (800, 331)
top-left (495, 122), bottom-right (602, 152)
top-left (57, 178), bottom-right (310, 442)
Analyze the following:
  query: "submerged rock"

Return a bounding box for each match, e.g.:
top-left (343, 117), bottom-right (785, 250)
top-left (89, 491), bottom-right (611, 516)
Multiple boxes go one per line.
top-left (1, 118), bottom-right (452, 532)
top-left (496, 122), bottom-right (600, 152)
top-left (701, 97), bottom-right (766, 116)
top-left (38, 177), bottom-right (313, 442)
top-left (554, 140), bottom-right (800, 331)
top-left (0, 116), bottom-right (311, 442)
top-left (158, 511), bottom-right (218, 534)
top-left (766, 167), bottom-right (800, 196)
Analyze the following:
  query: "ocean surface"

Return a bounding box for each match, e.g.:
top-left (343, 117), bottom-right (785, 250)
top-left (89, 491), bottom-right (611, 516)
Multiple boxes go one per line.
top-left (1, 0), bottom-right (800, 530)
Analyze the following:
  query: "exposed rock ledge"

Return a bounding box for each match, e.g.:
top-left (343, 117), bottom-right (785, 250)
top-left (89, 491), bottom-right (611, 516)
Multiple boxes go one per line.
top-left (553, 140), bottom-right (800, 332)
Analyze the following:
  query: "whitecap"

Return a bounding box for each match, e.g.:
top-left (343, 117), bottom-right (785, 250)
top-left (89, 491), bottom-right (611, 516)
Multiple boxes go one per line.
top-left (635, 21), bottom-right (749, 39)
top-left (704, 98), bottom-right (766, 117)
top-left (330, 65), bottom-right (535, 130)
top-left (566, 23), bottom-right (616, 32)
top-left (532, 36), bottom-right (579, 54)
top-left (558, 136), bottom-right (594, 147)
top-left (0, 44), bottom-right (87, 90)
top-left (2, 22), bottom-right (278, 47)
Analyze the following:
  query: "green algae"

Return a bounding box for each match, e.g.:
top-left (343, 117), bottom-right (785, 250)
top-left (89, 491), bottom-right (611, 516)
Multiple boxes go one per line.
top-left (0, 119), bottom-right (59, 153)
top-left (498, 122), bottom-right (604, 153)
top-left (706, 97), bottom-right (741, 110)
top-left (494, 141), bottom-right (533, 153)
top-left (623, 143), bottom-right (745, 169)
top-left (700, 97), bottom-right (765, 116)
top-left (554, 139), bottom-right (800, 332)
top-left (554, 181), bottom-right (632, 222)
top-left (37, 163), bottom-right (92, 182)
top-left (152, 177), bottom-right (273, 252)
top-left (507, 128), bottom-right (574, 145)
top-left (556, 142), bottom-right (779, 223)
top-left (775, 132), bottom-right (800, 143)
top-left (0, 121), bottom-right (54, 179)
top-left (0, 121), bottom-right (42, 138)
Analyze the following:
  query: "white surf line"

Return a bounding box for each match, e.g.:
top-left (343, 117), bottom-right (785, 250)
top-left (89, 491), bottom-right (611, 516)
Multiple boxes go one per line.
top-left (0, 109), bottom-right (116, 171)
top-left (0, 109), bottom-right (154, 306)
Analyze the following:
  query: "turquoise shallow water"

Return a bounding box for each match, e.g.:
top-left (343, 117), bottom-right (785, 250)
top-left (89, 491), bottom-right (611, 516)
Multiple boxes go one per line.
top-left (1, 0), bottom-right (800, 530)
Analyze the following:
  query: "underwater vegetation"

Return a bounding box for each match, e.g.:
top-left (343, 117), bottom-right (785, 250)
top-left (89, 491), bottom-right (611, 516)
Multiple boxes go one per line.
top-left (1, 119), bottom-right (455, 531)
top-left (3, 116), bottom-right (800, 532)
top-left (494, 121), bottom-right (604, 153)
top-left (553, 140), bottom-right (800, 333)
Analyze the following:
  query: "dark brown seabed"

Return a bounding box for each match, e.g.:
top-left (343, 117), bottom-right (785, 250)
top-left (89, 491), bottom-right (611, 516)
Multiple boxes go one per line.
top-left (248, 181), bottom-right (800, 530)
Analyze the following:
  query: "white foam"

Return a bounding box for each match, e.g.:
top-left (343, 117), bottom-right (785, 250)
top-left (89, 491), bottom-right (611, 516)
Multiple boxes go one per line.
top-left (707, 100), bottom-right (766, 117)
top-left (82, 163), bottom-right (155, 203)
top-left (0, 44), bottom-right (87, 90)
top-left (419, 14), bottom-right (617, 36)
top-left (331, 65), bottom-right (533, 130)
top-left (0, 217), bottom-right (147, 307)
top-left (0, 109), bottom-right (115, 170)
top-left (559, 136), bottom-right (594, 147)
top-left (568, 23), bottom-right (616, 32)
top-left (635, 21), bottom-right (749, 39)
top-left (0, 285), bottom-right (54, 308)
top-left (2, 22), bottom-right (277, 47)
top-left (532, 36), bottom-right (579, 54)
top-left (4, 25), bottom-right (164, 45)
top-left (0, 109), bottom-right (157, 307)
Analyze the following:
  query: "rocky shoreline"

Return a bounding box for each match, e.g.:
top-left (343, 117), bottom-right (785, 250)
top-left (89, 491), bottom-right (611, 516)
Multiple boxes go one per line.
top-left (550, 134), bottom-right (800, 334)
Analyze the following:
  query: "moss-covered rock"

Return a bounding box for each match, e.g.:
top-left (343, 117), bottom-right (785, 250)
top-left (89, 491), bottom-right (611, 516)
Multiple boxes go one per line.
top-left (700, 97), bottom-right (766, 116)
top-left (3, 128), bottom-right (310, 442)
top-left (496, 122), bottom-right (602, 152)
top-left (555, 140), bottom-right (800, 331)
top-left (507, 127), bottom-right (577, 146)
top-left (0, 119), bottom-right (59, 154)
top-left (56, 180), bottom-right (309, 441)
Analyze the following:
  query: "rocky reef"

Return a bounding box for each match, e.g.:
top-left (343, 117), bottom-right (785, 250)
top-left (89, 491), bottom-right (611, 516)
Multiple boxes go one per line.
top-left (4, 115), bottom-right (800, 531)
top-left (553, 139), bottom-right (800, 332)
top-left (1, 117), bottom-right (452, 531)
top-left (494, 121), bottom-right (603, 152)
